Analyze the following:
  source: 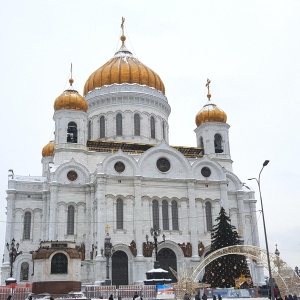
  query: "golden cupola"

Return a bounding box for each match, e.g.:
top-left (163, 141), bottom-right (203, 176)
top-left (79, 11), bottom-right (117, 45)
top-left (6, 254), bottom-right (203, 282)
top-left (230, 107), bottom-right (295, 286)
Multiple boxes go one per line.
top-left (54, 76), bottom-right (88, 112)
top-left (195, 79), bottom-right (227, 127)
top-left (83, 21), bottom-right (165, 96)
top-left (42, 141), bottom-right (54, 157)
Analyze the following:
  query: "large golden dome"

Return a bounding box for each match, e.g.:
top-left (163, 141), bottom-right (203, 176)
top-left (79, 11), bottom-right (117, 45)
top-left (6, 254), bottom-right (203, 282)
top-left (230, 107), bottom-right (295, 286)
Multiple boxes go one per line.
top-left (83, 34), bottom-right (165, 95)
top-left (54, 79), bottom-right (88, 112)
top-left (42, 141), bottom-right (54, 157)
top-left (195, 79), bottom-right (227, 127)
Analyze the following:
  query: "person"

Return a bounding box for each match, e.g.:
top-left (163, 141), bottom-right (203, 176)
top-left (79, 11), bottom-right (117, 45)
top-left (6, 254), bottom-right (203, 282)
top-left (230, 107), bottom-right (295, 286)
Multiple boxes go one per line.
top-left (218, 295), bottom-right (222, 300)
top-left (29, 296), bottom-right (33, 300)
top-left (109, 295), bottom-right (114, 300)
top-left (195, 293), bottom-right (200, 300)
top-left (202, 293), bottom-right (207, 300)
top-left (213, 295), bottom-right (217, 300)
top-left (7, 295), bottom-right (12, 300)
top-left (133, 292), bottom-right (139, 300)
top-left (183, 294), bottom-right (190, 300)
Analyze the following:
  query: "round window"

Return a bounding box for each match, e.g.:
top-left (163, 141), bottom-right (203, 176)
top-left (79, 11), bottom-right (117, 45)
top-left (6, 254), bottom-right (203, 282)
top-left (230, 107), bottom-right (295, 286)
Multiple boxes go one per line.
top-left (201, 167), bottom-right (211, 177)
top-left (114, 161), bottom-right (125, 173)
top-left (67, 170), bottom-right (78, 181)
top-left (156, 158), bottom-right (171, 172)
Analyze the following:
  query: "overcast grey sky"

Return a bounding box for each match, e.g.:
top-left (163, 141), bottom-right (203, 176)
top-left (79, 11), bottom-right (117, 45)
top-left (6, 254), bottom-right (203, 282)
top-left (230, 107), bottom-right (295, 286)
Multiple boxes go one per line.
top-left (0, 0), bottom-right (299, 277)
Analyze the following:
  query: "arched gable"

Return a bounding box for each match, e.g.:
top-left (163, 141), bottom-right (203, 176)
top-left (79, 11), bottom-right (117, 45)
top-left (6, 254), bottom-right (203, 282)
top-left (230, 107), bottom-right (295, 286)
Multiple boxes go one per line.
top-left (54, 158), bottom-right (90, 184)
top-left (192, 157), bottom-right (225, 180)
top-left (101, 150), bottom-right (137, 176)
top-left (137, 141), bottom-right (192, 178)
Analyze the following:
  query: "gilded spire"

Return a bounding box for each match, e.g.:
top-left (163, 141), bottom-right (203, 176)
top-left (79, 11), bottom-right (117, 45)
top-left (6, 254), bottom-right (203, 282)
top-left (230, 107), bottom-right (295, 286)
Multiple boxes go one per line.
top-left (205, 78), bottom-right (211, 100)
top-left (69, 63), bottom-right (74, 86)
top-left (120, 16), bottom-right (126, 46)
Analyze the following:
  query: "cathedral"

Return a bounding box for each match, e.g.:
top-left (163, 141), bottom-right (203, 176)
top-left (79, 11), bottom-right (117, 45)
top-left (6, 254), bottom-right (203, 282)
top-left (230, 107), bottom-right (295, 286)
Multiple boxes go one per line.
top-left (1, 22), bottom-right (264, 287)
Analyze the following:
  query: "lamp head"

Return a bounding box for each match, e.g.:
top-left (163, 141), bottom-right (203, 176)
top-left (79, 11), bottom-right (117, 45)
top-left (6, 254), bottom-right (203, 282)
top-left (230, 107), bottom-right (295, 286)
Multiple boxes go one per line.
top-left (263, 160), bottom-right (270, 167)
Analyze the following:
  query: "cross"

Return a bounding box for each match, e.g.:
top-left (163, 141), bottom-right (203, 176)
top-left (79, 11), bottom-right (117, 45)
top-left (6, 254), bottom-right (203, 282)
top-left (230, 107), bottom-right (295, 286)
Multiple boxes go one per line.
top-left (121, 17), bottom-right (125, 35)
top-left (205, 78), bottom-right (211, 94)
top-left (105, 224), bottom-right (111, 234)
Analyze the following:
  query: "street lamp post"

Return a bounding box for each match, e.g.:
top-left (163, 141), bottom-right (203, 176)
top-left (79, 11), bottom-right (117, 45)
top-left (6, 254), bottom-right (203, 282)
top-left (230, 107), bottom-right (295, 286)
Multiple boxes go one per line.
top-left (145, 226), bottom-right (165, 268)
top-left (101, 233), bottom-right (114, 285)
top-left (248, 160), bottom-right (275, 300)
top-left (6, 238), bottom-right (19, 280)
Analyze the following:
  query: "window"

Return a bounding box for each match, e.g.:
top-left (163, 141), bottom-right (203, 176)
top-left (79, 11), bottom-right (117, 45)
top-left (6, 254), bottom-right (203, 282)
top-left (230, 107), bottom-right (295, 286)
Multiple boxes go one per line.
top-left (162, 121), bottom-right (165, 140)
top-left (67, 206), bottom-right (75, 235)
top-left (116, 113), bottom-right (122, 136)
top-left (152, 200), bottom-right (159, 229)
top-left (171, 200), bottom-right (179, 230)
top-left (23, 212), bottom-right (31, 240)
top-left (88, 120), bottom-right (92, 140)
top-left (100, 116), bottom-right (105, 138)
top-left (51, 253), bottom-right (68, 274)
top-left (134, 114), bottom-right (140, 136)
top-left (162, 200), bottom-right (169, 230)
top-left (20, 262), bottom-right (29, 281)
top-left (205, 202), bottom-right (213, 231)
top-left (214, 133), bottom-right (223, 153)
top-left (200, 136), bottom-right (205, 154)
top-left (150, 116), bottom-right (155, 139)
top-left (67, 122), bottom-right (78, 143)
top-left (116, 199), bottom-right (124, 230)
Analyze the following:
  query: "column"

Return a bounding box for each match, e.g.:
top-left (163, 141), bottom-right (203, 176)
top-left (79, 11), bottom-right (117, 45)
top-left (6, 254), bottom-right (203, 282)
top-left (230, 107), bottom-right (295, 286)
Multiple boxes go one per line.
top-left (236, 191), bottom-right (245, 239)
top-left (249, 200), bottom-right (260, 247)
top-left (220, 182), bottom-right (229, 212)
top-left (187, 180), bottom-right (199, 258)
top-left (96, 175), bottom-right (107, 256)
top-left (48, 184), bottom-right (58, 240)
top-left (134, 177), bottom-right (143, 257)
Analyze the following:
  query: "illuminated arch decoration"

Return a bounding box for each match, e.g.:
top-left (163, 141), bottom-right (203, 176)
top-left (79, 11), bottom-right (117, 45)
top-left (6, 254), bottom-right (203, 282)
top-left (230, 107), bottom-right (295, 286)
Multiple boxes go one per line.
top-left (190, 245), bottom-right (300, 296)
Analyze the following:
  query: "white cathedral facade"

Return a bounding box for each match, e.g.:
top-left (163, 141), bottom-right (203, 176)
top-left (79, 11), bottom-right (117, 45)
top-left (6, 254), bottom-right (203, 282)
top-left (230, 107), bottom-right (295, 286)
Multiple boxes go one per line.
top-left (1, 26), bottom-right (264, 287)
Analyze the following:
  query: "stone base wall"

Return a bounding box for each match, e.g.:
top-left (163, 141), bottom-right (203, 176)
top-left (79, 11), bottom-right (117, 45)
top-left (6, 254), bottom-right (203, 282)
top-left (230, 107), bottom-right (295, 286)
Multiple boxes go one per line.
top-left (32, 281), bottom-right (81, 294)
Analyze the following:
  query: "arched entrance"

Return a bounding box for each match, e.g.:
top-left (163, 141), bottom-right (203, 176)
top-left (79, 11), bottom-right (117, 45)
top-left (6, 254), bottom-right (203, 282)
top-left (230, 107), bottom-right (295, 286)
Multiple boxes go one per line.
top-left (112, 250), bottom-right (128, 286)
top-left (158, 248), bottom-right (177, 282)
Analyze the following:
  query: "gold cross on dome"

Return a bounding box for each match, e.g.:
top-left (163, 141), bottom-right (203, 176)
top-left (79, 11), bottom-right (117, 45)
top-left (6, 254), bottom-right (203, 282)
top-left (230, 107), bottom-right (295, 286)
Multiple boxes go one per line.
top-left (105, 224), bottom-right (111, 234)
top-left (121, 17), bottom-right (125, 34)
top-left (205, 78), bottom-right (211, 94)
top-left (205, 78), bottom-right (212, 100)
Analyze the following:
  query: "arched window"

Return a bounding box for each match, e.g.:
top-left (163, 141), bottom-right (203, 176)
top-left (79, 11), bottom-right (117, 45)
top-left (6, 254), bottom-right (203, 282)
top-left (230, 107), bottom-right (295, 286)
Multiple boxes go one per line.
top-left (134, 114), bottom-right (140, 136)
top-left (67, 205), bottom-right (75, 235)
top-left (152, 200), bottom-right (159, 229)
top-left (162, 121), bottom-right (166, 140)
top-left (88, 120), bottom-right (92, 140)
top-left (51, 253), bottom-right (68, 274)
top-left (116, 113), bottom-right (122, 136)
top-left (116, 199), bottom-right (124, 230)
top-left (20, 262), bottom-right (29, 281)
top-left (162, 200), bottom-right (169, 230)
top-left (205, 202), bottom-right (213, 231)
top-left (214, 133), bottom-right (223, 153)
top-left (23, 211), bottom-right (31, 240)
top-left (67, 122), bottom-right (78, 143)
top-left (150, 116), bottom-right (155, 139)
top-left (171, 200), bottom-right (179, 230)
top-left (200, 136), bottom-right (205, 155)
top-left (100, 116), bottom-right (105, 138)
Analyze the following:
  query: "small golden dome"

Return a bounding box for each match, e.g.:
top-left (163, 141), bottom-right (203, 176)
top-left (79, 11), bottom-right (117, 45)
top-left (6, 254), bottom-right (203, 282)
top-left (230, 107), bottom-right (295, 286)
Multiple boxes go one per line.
top-left (83, 36), bottom-right (165, 95)
top-left (42, 141), bottom-right (54, 157)
top-left (54, 78), bottom-right (88, 112)
top-left (195, 101), bottom-right (227, 127)
top-left (195, 79), bottom-right (227, 127)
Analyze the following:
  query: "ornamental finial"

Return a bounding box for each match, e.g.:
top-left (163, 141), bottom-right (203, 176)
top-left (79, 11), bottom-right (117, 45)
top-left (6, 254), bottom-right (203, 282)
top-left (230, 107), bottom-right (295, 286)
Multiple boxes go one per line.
top-left (120, 17), bottom-right (126, 46)
top-left (69, 63), bottom-right (74, 86)
top-left (205, 78), bottom-right (211, 100)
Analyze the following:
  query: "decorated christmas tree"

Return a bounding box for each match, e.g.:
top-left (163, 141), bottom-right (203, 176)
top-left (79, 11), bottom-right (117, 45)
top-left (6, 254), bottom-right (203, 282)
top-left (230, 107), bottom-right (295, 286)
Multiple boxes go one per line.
top-left (202, 207), bottom-right (252, 288)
